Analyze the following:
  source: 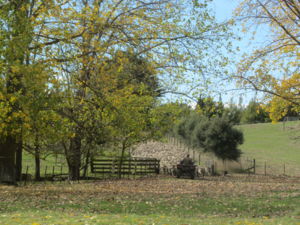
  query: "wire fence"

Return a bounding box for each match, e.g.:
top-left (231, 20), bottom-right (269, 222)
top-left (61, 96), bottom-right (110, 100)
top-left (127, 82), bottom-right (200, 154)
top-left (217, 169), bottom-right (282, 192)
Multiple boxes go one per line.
top-left (19, 137), bottom-right (300, 183)
top-left (166, 137), bottom-right (300, 177)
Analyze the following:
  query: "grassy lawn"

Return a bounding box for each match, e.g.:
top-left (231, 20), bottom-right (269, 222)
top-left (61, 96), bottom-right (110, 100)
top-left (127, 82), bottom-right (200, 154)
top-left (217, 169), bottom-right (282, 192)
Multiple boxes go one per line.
top-left (238, 121), bottom-right (300, 165)
top-left (236, 121), bottom-right (300, 176)
top-left (1, 176), bottom-right (299, 225)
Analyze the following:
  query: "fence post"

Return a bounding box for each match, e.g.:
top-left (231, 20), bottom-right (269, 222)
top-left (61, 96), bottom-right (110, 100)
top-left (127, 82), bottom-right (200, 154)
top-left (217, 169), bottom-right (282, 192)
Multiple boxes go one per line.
top-left (60, 165), bottom-right (63, 183)
top-left (24, 166), bottom-right (29, 186)
top-left (52, 166), bottom-right (55, 181)
top-left (283, 163), bottom-right (285, 176)
top-left (264, 161), bottom-right (267, 176)
top-left (253, 159), bottom-right (256, 174)
top-left (134, 159), bottom-right (137, 179)
top-left (44, 166), bottom-right (48, 181)
top-left (128, 158), bottom-right (131, 178)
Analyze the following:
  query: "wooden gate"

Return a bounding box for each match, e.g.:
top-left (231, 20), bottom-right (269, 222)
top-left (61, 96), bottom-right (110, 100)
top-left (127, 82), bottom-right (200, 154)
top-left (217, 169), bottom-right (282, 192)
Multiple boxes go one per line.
top-left (91, 157), bottom-right (160, 177)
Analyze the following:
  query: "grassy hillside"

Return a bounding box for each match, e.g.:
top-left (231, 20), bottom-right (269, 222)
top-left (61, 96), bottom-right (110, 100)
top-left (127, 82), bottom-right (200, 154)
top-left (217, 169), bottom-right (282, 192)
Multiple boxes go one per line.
top-left (237, 121), bottom-right (300, 175)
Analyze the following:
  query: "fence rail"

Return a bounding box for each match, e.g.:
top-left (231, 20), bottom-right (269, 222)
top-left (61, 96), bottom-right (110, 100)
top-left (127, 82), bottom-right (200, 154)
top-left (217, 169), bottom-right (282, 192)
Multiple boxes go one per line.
top-left (91, 157), bottom-right (160, 177)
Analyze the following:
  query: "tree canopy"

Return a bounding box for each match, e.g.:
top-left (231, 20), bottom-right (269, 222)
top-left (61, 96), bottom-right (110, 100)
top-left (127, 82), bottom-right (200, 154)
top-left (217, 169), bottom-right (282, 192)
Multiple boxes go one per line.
top-left (235, 0), bottom-right (300, 121)
top-left (175, 114), bottom-right (243, 162)
top-left (0, 0), bottom-right (232, 181)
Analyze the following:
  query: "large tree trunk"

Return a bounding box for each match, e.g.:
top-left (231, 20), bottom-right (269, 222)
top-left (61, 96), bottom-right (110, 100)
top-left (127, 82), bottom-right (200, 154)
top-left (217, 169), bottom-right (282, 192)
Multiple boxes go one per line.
top-left (67, 132), bottom-right (82, 180)
top-left (0, 136), bottom-right (17, 184)
top-left (15, 139), bottom-right (22, 181)
top-left (34, 145), bottom-right (41, 181)
top-left (0, 1), bottom-right (30, 184)
top-left (35, 152), bottom-right (41, 181)
top-left (82, 148), bottom-right (91, 179)
top-left (33, 133), bottom-right (41, 181)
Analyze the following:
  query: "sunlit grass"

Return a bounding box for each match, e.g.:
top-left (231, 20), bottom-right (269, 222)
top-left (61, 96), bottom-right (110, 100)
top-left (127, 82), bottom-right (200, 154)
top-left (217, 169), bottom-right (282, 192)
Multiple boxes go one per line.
top-left (239, 121), bottom-right (300, 165)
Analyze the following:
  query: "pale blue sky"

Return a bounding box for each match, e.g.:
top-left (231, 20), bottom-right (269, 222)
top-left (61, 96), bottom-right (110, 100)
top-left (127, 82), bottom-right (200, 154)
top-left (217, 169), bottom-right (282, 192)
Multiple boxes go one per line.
top-left (213, 0), bottom-right (269, 105)
top-left (163, 0), bottom-right (269, 106)
top-left (214, 0), bottom-right (239, 21)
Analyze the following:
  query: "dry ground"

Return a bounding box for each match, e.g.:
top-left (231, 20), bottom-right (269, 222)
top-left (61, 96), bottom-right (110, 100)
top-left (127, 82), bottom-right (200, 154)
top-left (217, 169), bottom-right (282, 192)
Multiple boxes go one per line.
top-left (0, 175), bottom-right (299, 225)
top-left (1, 175), bottom-right (299, 200)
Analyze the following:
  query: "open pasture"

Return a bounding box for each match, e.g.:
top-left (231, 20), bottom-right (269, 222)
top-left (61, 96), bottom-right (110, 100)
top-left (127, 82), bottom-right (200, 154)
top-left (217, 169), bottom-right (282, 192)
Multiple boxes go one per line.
top-left (239, 121), bottom-right (300, 167)
top-left (0, 175), bottom-right (299, 225)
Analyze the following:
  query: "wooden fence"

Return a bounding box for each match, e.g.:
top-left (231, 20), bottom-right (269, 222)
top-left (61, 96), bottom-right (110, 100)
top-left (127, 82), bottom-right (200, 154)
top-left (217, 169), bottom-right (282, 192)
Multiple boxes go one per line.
top-left (91, 157), bottom-right (160, 177)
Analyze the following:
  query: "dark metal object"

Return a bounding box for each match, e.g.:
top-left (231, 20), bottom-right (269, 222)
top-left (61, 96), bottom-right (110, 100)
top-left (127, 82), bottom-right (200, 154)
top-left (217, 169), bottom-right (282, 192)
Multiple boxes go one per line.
top-left (176, 164), bottom-right (196, 179)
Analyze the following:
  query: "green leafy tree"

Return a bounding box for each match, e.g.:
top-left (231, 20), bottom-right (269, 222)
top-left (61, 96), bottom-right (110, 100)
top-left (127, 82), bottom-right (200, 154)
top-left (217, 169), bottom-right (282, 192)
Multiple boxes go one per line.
top-left (223, 104), bottom-right (243, 125)
top-left (176, 115), bottom-right (243, 163)
top-left (0, 0), bottom-right (34, 182)
top-left (241, 100), bottom-right (270, 124)
top-left (21, 68), bottom-right (65, 181)
top-left (203, 116), bottom-right (243, 162)
top-left (0, 0), bottom-right (233, 182)
top-left (152, 102), bottom-right (192, 138)
top-left (235, 0), bottom-right (300, 121)
top-left (196, 96), bottom-right (224, 118)
top-left (175, 113), bottom-right (207, 147)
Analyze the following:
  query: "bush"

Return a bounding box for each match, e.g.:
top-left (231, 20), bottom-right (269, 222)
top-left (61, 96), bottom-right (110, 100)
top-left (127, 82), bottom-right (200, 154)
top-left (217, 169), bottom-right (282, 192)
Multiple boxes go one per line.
top-left (175, 115), bottom-right (244, 162)
top-left (204, 116), bottom-right (243, 161)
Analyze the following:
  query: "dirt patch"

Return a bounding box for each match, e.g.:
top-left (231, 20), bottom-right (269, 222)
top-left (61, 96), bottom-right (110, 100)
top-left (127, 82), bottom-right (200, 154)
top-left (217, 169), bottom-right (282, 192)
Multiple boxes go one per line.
top-left (1, 175), bottom-right (299, 199)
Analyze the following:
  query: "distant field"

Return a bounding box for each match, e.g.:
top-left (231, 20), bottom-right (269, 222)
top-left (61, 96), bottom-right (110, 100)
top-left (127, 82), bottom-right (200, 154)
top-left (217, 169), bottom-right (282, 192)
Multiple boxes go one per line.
top-left (237, 121), bottom-right (300, 176)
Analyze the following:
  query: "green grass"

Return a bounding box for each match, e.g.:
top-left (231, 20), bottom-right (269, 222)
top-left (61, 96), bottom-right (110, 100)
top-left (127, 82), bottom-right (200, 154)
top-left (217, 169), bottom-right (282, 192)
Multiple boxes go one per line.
top-left (5, 122), bottom-right (300, 224)
top-left (1, 177), bottom-right (299, 224)
top-left (0, 211), bottom-right (299, 225)
top-left (22, 152), bottom-right (69, 177)
top-left (237, 121), bottom-right (300, 175)
top-left (2, 190), bottom-right (298, 217)
top-left (238, 121), bottom-right (300, 163)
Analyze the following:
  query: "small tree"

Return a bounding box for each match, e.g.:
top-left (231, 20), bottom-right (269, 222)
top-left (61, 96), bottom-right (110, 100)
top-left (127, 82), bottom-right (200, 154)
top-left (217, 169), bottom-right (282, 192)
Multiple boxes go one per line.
top-left (175, 115), bottom-right (244, 172)
top-left (196, 96), bottom-right (224, 119)
top-left (191, 116), bottom-right (210, 149)
top-left (223, 104), bottom-right (243, 125)
top-left (203, 116), bottom-right (243, 169)
top-left (241, 100), bottom-right (270, 124)
top-left (175, 113), bottom-right (207, 147)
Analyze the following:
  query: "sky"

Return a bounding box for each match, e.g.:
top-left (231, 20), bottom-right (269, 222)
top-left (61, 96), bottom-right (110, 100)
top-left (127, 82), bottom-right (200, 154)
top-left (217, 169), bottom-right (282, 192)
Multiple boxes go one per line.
top-left (213, 0), bottom-right (251, 105)
top-left (162, 0), bottom-right (270, 106)
top-left (212, 0), bottom-right (269, 105)
top-left (214, 0), bottom-right (239, 21)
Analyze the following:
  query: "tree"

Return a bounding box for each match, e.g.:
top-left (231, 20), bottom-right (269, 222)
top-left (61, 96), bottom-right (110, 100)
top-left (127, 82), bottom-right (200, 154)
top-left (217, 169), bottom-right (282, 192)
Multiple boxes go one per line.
top-left (107, 88), bottom-right (156, 178)
top-left (106, 51), bottom-right (162, 98)
top-left (0, 0), bottom-right (79, 182)
top-left (0, 0), bottom-right (233, 181)
top-left (266, 74), bottom-right (300, 121)
top-left (241, 100), bottom-right (270, 124)
top-left (203, 116), bottom-right (243, 162)
top-left (175, 113), bottom-right (208, 148)
top-left (0, 0), bottom-right (34, 183)
top-left (55, 0), bottom-right (232, 180)
top-left (21, 67), bottom-right (65, 181)
top-left (235, 0), bottom-right (300, 121)
top-left (152, 102), bottom-right (192, 138)
top-left (176, 115), bottom-right (243, 163)
top-left (196, 96), bottom-right (224, 118)
top-left (223, 104), bottom-right (243, 125)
